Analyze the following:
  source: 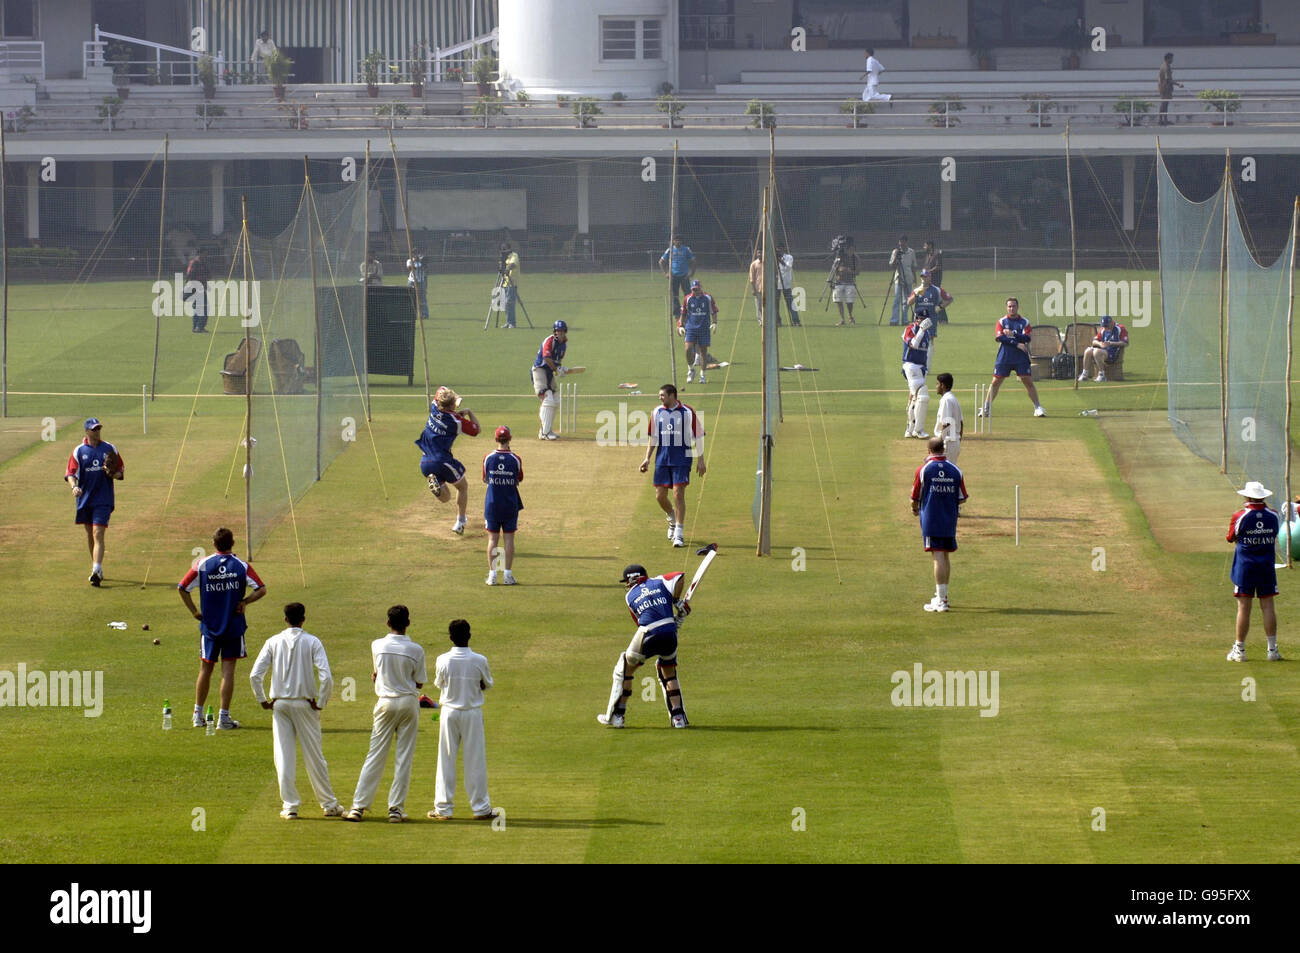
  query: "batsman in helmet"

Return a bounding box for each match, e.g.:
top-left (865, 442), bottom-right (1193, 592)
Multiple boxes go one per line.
top-left (598, 564), bottom-right (691, 729)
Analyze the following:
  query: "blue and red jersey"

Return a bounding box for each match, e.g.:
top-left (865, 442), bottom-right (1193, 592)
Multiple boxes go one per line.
top-left (626, 573), bottom-right (684, 628)
top-left (679, 292), bottom-right (717, 335)
top-left (415, 407), bottom-right (479, 459)
top-left (994, 315), bottom-right (1032, 364)
top-left (1094, 323), bottom-right (1129, 361)
top-left (911, 454), bottom-right (968, 537)
top-left (902, 321), bottom-right (935, 371)
top-left (648, 402), bottom-right (704, 469)
top-left (533, 334), bottom-right (567, 369)
top-left (66, 439), bottom-right (123, 513)
top-left (482, 449), bottom-right (524, 513)
top-left (910, 284), bottom-right (951, 321)
top-left (1228, 502), bottom-right (1280, 583)
top-left (178, 550), bottom-right (264, 639)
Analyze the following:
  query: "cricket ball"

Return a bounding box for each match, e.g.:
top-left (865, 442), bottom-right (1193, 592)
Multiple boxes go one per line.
top-left (152, 638), bottom-right (161, 645)
top-left (142, 624), bottom-right (150, 631)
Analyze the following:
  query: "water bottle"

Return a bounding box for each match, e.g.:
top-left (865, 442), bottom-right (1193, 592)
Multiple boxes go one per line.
top-left (205, 705), bottom-right (215, 736)
top-left (162, 699), bottom-right (172, 731)
top-left (1080, 409), bottom-right (1099, 417)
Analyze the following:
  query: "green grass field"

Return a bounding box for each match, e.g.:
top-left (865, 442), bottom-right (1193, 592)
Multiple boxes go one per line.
top-left (2, 266), bottom-right (1296, 864)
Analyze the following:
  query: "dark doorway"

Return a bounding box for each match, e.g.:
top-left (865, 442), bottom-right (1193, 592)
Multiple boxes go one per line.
top-left (280, 46), bottom-right (326, 84)
top-left (92, 0), bottom-right (146, 39)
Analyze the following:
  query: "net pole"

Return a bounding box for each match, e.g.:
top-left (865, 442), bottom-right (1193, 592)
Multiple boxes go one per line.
top-left (388, 132), bottom-right (429, 409)
top-left (150, 134), bottom-right (169, 402)
top-left (1065, 119), bottom-right (1076, 275)
top-left (305, 156), bottom-right (323, 482)
top-left (1, 115), bottom-right (7, 418)
top-left (758, 183), bottom-right (773, 557)
top-left (1219, 150), bottom-right (1230, 473)
top-left (363, 141), bottom-right (373, 420)
top-left (241, 195), bottom-right (253, 551)
top-left (667, 139), bottom-right (679, 388)
top-left (1286, 197), bottom-right (1297, 567)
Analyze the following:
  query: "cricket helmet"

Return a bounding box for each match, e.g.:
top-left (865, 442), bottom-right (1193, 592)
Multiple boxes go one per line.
top-left (553, 320), bottom-right (568, 333)
top-left (620, 564), bottom-right (648, 586)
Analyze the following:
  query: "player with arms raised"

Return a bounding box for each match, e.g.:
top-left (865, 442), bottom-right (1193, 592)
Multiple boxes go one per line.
top-left (1226, 481), bottom-right (1283, 662)
top-left (978, 297), bottom-right (1046, 419)
top-left (900, 315), bottom-right (936, 439)
top-left (416, 386), bottom-right (481, 535)
top-left (640, 384), bottom-right (706, 548)
top-left (911, 436), bottom-right (968, 613)
top-left (597, 564), bottom-right (691, 729)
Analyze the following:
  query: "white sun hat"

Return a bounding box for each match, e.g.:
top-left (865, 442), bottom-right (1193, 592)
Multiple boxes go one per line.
top-left (1237, 481), bottom-right (1272, 499)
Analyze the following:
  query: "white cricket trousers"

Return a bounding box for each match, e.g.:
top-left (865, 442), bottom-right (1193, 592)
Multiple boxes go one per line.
top-left (351, 695), bottom-right (419, 813)
top-left (272, 698), bottom-right (340, 813)
top-left (942, 436), bottom-right (961, 463)
top-left (434, 706), bottom-right (491, 817)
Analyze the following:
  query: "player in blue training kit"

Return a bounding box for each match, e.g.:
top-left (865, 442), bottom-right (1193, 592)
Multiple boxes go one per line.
top-left (531, 320), bottom-right (569, 439)
top-left (640, 384), bottom-right (706, 548)
top-left (179, 526), bottom-right (267, 729)
top-left (416, 385), bottom-right (481, 535)
top-left (901, 315), bottom-right (936, 439)
top-left (64, 417), bottom-right (124, 586)
top-left (678, 280), bottom-right (718, 384)
top-left (659, 235), bottom-right (696, 317)
top-left (979, 297), bottom-right (1046, 419)
top-left (598, 564), bottom-right (691, 728)
top-left (911, 437), bottom-right (968, 612)
top-left (482, 425), bottom-right (524, 586)
top-left (1226, 481), bottom-right (1284, 662)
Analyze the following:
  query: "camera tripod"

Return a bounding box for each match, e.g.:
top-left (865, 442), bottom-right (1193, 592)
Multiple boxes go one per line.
top-left (483, 269), bottom-right (534, 330)
top-left (819, 253), bottom-right (860, 314)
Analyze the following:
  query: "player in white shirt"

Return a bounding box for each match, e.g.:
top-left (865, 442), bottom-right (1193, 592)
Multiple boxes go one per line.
top-left (345, 605), bottom-right (428, 823)
top-left (861, 48), bottom-right (891, 102)
top-left (934, 373), bottom-right (963, 463)
top-left (249, 603), bottom-right (343, 820)
top-left (428, 619), bottom-right (498, 821)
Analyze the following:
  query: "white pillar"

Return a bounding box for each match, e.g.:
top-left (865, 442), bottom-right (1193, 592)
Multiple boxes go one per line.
top-left (577, 160), bottom-right (590, 235)
top-left (940, 179), bottom-right (952, 232)
top-left (92, 162), bottom-right (114, 231)
top-left (24, 163), bottom-right (39, 241)
top-left (210, 160), bottom-right (225, 235)
top-left (1122, 155), bottom-right (1135, 231)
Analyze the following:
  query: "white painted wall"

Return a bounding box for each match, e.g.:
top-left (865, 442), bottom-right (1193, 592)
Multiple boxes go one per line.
top-left (500, 0), bottom-right (672, 97)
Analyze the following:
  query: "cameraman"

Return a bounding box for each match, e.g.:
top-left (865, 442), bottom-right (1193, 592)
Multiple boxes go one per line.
top-left (888, 235), bottom-right (917, 326)
top-left (500, 242), bottom-right (520, 329)
top-left (831, 235), bottom-right (858, 327)
top-left (407, 249), bottom-right (428, 320)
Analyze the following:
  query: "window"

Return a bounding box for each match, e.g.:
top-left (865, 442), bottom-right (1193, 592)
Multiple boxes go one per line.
top-left (681, 0), bottom-right (735, 50)
top-left (794, 0), bottom-right (907, 47)
top-left (1146, 0), bottom-right (1263, 44)
top-left (970, 0), bottom-right (1082, 48)
top-left (2, 0), bottom-right (37, 38)
top-left (601, 18), bottom-right (665, 62)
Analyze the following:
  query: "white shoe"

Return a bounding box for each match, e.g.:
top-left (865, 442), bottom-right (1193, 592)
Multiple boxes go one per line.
top-left (923, 598), bottom-right (949, 612)
top-left (1267, 648), bottom-right (1283, 661)
top-left (671, 714), bottom-right (689, 728)
top-left (1226, 643), bottom-right (1246, 662)
top-left (323, 804), bottom-right (345, 817)
top-left (452, 518), bottom-right (466, 535)
top-left (502, 571), bottom-right (517, 585)
top-left (543, 431), bottom-right (558, 440)
top-left (1095, 373), bottom-right (1106, 382)
top-left (667, 516), bottom-right (676, 540)
top-left (915, 431), bottom-right (930, 439)
top-left (1033, 406), bottom-right (1047, 417)
top-left (672, 532), bottom-right (685, 548)
top-left (977, 406), bottom-right (990, 418)
top-left (904, 428), bottom-right (915, 438)
top-left (427, 474), bottom-right (443, 496)
top-left (1077, 371), bottom-right (1089, 382)
top-left (539, 429), bottom-right (547, 440)
top-left (686, 369), bottom-right (694, 383)
top-left (485, 572), bottom-right (497, 586)
top-left (698, 373), bottom-right (706, 383)
top-left (597, 713), bottom-right (625, 728)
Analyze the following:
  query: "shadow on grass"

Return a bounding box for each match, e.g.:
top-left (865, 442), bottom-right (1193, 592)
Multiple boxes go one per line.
top-left (468, 817), bottom-right (663, 829)
top-left (958, 606), bottom-right (1113, 616)
top-left (676, 725), bottom-right (840, 733)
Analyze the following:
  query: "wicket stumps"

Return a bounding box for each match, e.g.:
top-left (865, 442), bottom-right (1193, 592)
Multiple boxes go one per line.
top-left (559, 382), bottom-right (578, 435)
top-left (974, 383), bottom-right (990, 434)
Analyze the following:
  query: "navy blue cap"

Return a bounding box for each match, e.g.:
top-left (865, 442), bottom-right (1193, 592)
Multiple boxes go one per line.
top-left (84, 417), bottom-right (102, 430)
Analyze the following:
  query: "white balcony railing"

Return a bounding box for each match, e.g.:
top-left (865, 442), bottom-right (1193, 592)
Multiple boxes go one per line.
top-left (0, 41), bottom-right (45, 81)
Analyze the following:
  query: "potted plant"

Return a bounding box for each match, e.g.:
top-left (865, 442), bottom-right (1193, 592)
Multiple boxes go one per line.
top-left (196, 103), bottom-right (225, 130)
top-left (1021, 92), bottom-right (1056, 127)
top-left (928, 94), bottom-right (964, 128)
top-left (573, 96), bottom-right (601, 128)
top-left (1198, 88), bottom-right (1242, 124)
top-left (971, 45), bottom-right (995, 70)
top-left (98, 95), bottom-right (123, 130)
top-left (445, 65), bottom-right (464, 83)
top-left (1113, 97), bottom-right (1152, 127)
top-left (197, 54), bottom-right (217, 99)
top-left (409, 43), bottom-right (427, 97)
top-left (514, 90), bottom-right (530, 105)
top-left (656, 93), bottom-right (684, 128)
top-left (472, 95), bottom-right (505, 128)
top-left (472, 53), bottom-right (497, 97)
top-left (746, 99), bottom-right (775, 129)
top-left (107, 41), bottom-right (131, 97)
top-left (362, 51), bottom-right (383, 97)
top-left (840, 99), bottom-right (874, 128)
top-left (266, 49), bottom-right (292, 100)
top-left (611, 91), bottom-right (627, 106)
top-left (376, 102), bottom-right (410, 125)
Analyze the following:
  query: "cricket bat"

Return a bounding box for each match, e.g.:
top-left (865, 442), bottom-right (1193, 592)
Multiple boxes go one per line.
top-left (681, 543), bottom-right (718, 608)
top-left (561, 366), bottom-right (586, 376)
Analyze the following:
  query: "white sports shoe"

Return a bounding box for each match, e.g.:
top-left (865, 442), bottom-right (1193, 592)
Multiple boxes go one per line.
top-left (672, 532), bottom-right (685, 548)
top-left (1095, 373), bottom-right (1106, 382)
top-left (671, 714), bottom-right (689, 728)
top-left (1226, 643), bottom-right (1247, 662)
top-left (698, 372), bottom-right (706, 383)
top-left (543, 431), bottom-right (558, 440)
top-left (502, 571), bottom-right (517, 585)
top-left (1033, 406), bottom-right (1047, 417)
top-left (1267, 648), bottom-right (1282, 661)
top-left (686, 368), bottom-right (694, 383)
top-left (596, 713), bottom-right (625, 728)
top-left (427, 475), bottom-right (443, 496)
top-left (904, 428), bottom-right (915, 438)
top-left (923, 598), bottom-right (949, 613)
top-left (485, 571), bottom-right (497, 586)
top-left (1077, 371), bottom-right (1089, 382)
top-left (915, 431), bottom-right (930, 439)
top-left (538, 429), bottom-right (547, 440)
top-left (452, 518), bottom-right (466, 535)
top-left (977, 406), bottom-right (991, 418)
top-left (666, 516), bottom-right (676, 540)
